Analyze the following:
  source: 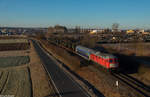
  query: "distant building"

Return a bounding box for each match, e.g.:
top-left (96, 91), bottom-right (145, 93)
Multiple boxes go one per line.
top-left (142, 32), bottom-right (149, 35)
top-left (1, 29), bottom-right (7, 33)
top-left (137, 29), bottom-right (145, 34)
top-left (90, 30), bottom-right (98, 34)
top-left (126, 30), bottom-right (135, 34)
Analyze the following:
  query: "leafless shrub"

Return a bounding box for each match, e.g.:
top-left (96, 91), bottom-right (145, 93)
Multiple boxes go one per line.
top-left (80, 34), bottom-right (97, 48)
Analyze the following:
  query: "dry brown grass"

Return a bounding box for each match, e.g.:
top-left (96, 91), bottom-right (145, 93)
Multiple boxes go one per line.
top-left (0, 39), bottom-right (56, 97)
top-left (39, 40), bottom-right (80, 71)
top-left (39, 39), bottom-right (138, 97)
top-left (77, 65), bottom-right (138, 97)
top-left (0, 50), bottom-right (29, 57)
top-left (101, 43), bottom-right (150, 87)
top-left (0, 66), bottom-right (31, 97)
top-left (29, 40), bottom-right (56, 97)
top-left (131, 65), bottom-right (150, 86)
top-left (0, 49), bottom-right (32, 96)
top-left (101, 43), bottom-right (150, 56)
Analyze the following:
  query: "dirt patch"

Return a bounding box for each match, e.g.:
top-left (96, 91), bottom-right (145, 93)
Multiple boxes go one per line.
top-left (0, 52), bottom-right (32, 97)
top-left (131, 65), bottom-right (150, 86)
top-left (0, 43), bottom-right (30, 51)
top-left (0, 39), bottom-right (30, 51)
top-left (0, 56), bottom-right (30, 68)
top-left (0, 66), bottom-right (32, 97)
top-left (0, 50), bottom-right (29, 57)
top-left (0, 38), bottom-right (56, 97)
top-left (0, 38), bottom-right (32, 96)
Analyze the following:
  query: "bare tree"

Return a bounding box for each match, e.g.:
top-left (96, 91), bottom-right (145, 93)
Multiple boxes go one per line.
top-left (75, 26), bottom-right (80, 34)
top-left (45, 27), bottom-right (55, 39)
top-left (80, 34), bottom-right (97, 48)
top-left (47, 27), bottom-right (54, 33)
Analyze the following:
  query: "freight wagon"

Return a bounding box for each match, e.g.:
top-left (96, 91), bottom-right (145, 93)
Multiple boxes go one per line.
top-left (76, 45), bottom-right (96, 60)
top-left (48, 38), bottom-right (119, 71)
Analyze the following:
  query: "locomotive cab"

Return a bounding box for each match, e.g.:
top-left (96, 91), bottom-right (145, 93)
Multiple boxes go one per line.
top-left (108, 58), bottom-right (119, 68)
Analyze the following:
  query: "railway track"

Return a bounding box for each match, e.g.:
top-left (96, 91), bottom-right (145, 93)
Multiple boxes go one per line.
top-left (33, 40), bottom-right (91, 97)
top-left (47, 39), bottom-right (150, 97)
top-left (112, 73), bottom-right (150, 97)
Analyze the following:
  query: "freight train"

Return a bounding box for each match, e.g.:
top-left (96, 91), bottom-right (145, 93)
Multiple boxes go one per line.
top-left (76, 45), bottom-right (119, 70)
top-left (48, 37), bottom-right (119, 71)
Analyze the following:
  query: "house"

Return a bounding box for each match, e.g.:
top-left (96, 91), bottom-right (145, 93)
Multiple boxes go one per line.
top-left (126, 30), bottom-right (135, 34)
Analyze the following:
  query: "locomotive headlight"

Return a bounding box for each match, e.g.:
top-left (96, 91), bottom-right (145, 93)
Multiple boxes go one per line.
top-left (110, 64), bottom-right (117, 68)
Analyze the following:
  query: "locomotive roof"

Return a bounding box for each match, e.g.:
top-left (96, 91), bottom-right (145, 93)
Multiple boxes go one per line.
top-left (93, 51), bottom-right (116, 59)
top-left (76, 45), bottom-right (96, 53)
top-left (76, 45), bottom-right (117, 59)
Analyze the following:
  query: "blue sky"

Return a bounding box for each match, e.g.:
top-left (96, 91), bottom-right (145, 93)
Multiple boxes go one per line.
top-left (0, 0), bottom-right (150, 29)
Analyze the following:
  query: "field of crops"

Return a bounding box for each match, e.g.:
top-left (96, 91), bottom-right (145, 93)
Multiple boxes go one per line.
top-left (0, 50), bottom-right (29, 57)
top-left (0, 38), bottom-right (55, 97)
top-left (0, 54), bottom-right (31, 96)
top-left (0, 56), bottom-right (30, 68)
top-left (0, 39), bottom-right (28, 44)
top-left (0, 39), bottom-right (30, 51)
top-left (0, 36), bottom-right (27, 39)
top-left (0, 43), bottom-right (30, 51)
top-left (0, 67), bottom-right (32, 97)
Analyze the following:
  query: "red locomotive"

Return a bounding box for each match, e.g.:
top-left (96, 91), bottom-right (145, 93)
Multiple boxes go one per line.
top-left (76, 45), bottom-right (119, 70)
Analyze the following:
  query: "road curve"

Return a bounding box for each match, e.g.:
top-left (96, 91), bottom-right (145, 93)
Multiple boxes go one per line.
top-left (32, 40), bottom-right (90, 97)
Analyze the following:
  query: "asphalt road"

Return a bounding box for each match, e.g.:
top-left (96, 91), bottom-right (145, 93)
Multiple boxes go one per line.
top-left (32, 40), bottom-right (90, 97)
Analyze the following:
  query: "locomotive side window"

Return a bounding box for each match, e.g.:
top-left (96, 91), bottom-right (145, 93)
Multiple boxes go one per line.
top-left (109, 59), bottom-right (113, 63)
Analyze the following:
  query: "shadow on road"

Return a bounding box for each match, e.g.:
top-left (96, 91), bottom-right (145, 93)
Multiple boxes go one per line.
top-left (45, 90), bottom-right (86, 97)
top-left (62, 63), bottom-right (105, 97)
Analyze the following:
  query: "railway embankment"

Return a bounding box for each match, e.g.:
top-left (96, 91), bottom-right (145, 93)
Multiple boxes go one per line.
top-left (38, 39), bottom-right (143, 97)
top-left (100, 43), bottom-right (150, 87)
top-left (29, 40), bottom-right (57, 97)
